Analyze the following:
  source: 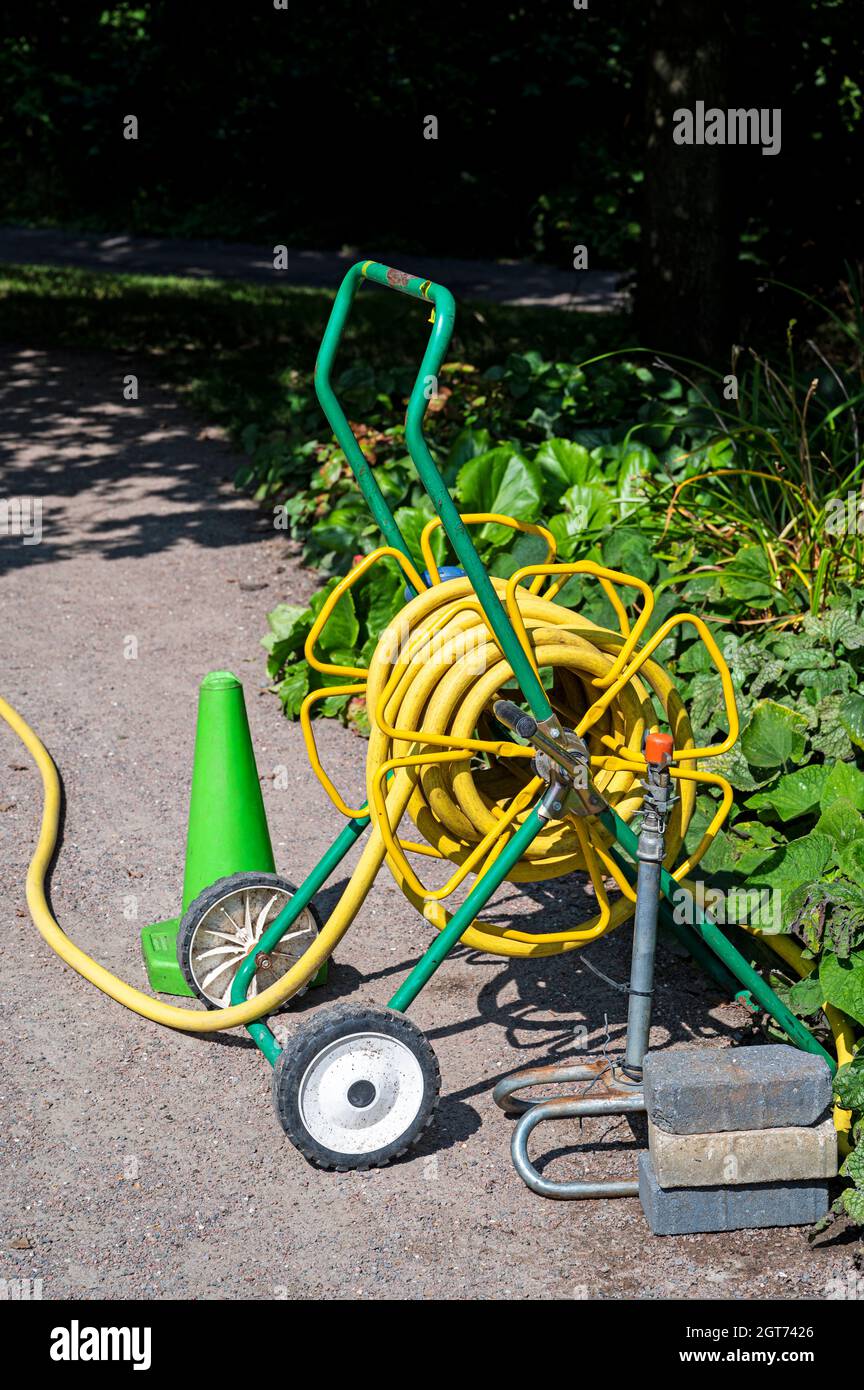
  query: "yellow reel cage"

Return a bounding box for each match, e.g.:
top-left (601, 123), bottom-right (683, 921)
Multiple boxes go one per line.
top-left (299, 513), bottom-right (739, 959)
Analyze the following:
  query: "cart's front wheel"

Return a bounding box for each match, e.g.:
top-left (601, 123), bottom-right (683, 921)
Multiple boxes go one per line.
top-left (273, 1004), bottom-right (440, 1170)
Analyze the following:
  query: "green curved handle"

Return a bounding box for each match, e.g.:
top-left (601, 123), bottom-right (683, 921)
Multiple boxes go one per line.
top-left (314, 259), bottom-right (552, 719)
top-left (314, 260), bottom-right (455, 560)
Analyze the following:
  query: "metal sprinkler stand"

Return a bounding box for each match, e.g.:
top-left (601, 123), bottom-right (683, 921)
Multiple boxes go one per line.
top-left (493, 732), bottom-right (676, 1199)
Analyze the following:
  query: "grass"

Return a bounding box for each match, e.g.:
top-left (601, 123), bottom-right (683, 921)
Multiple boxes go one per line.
top-left (0, 262), bottom-right (628, 450)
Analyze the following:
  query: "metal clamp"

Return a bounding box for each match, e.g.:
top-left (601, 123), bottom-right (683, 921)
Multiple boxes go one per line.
top-left (511, 1094), bottom-right (645, 1199)
top-left (493, 1059), bottom-right (645, 1199)
top-left (493, 700), bottom-right (608, 817)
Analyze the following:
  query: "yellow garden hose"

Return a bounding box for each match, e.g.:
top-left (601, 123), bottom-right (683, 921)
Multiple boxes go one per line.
top-left (1, 569), bottom-right (710, 1028)
top-left (0, 693), bottom-right (363, 1030)
top-left (314, 570), bottom-right (736, 956)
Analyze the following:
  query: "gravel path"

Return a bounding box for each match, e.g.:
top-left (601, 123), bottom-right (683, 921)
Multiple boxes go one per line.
top-left (0, 225), bottom-right (627, 312)
top-left (0, 346), bottom-right (854, 1300)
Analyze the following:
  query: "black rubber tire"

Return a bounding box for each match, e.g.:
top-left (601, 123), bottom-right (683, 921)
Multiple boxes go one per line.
top-left (272, 1003), bottom-right (441, 1171)
top-left (177, 872), bottom-right (323, 1010)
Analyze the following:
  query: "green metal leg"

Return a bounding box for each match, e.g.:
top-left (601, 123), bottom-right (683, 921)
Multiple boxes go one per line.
top-left (231, 814), bottom-right (370, 1064)
top-left (387, 801), bottom-right (549, 1012)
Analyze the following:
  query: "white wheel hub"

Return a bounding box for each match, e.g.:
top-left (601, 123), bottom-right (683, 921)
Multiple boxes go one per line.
top-left (298, 1031), bottom-right (425, 1155)
top-left (189, 884), bottom-right (317, 1007)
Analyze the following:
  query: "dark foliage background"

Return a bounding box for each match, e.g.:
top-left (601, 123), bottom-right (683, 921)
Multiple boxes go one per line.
top-left (0, 0), bottom-right (860, 293)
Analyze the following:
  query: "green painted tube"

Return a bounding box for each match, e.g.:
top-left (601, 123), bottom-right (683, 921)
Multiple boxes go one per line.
top-left (404, 342), bottom-right (552, 719)
top-left (232, 815), bottom-right (370, 1065)
top-left (315, 260), bottom-right (552, 721)
top-left (601, 810), bottom-right (835, 1071)
top-left (314, 265), bottom-right (414, 562)
top-left (388, 804), bottom-right (548, 1012)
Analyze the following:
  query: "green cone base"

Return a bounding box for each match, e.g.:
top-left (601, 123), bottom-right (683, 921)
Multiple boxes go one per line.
top-left (141, 917), bottom-right (329, 997)
top-left (141, 670), bottom-right (327, 998)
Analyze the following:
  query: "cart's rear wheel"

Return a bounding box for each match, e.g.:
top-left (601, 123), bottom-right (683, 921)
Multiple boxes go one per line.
top-left (273, 1004), bottom-right (440, 1170)
top-left (178, 872), bottom-right (321, 1009)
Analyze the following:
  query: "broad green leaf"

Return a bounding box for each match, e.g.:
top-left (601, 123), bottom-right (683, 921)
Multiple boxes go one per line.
top-left (276, 660), bottom-right (309, 719)
top-left (265, 602), bottom-right (308, 642)
top-left (534, 438), bottom-right (598, 498)
top-left (310, 505), bottom-right (367, 553)
top-left (840, 1187), bottom-right (864, 1223)
top-left (822, 761), bottom-right (864, 812)
top-left (727, 819), bottom-right (785, 875)
top-left (559, 481), bottom-right (617, 531)
top-left (804, 606), bottom-right (864, 651)
top-left (740, 700), bottom-right (809, 768)
top-left (839, 692), bottom-right (864, 750)
top-left (715, 545), bottom-right (778, 608)
top-left (746, 764), bottom-right (831, 821)
top-left (456, 446), bottom-right (543, 544)
top-left (841, 1142), bottom-right (864, 1187)
top-left (783, 882), bottom-right (830, 953)
top-left (683, 795), bottom-right (736, 873)
top-left (819, 949), bottom-right (864, 1027)
top-left (711, 743), bottom-right (779, 792)
top-left (815, 797), bottom-right (864, 853)
top-left (614, 445), bottom-right (653, 497)
top-left (445, 427), bottom-right (491, 474)
top-left (393, 505), bottom-right (446, 570)
top-left (360, 566), bottom-right (404, 642)
top-left (309, 578), bottom-right (359, 655)
top-left (546, 511), bottom-right (587, 561)
top-left (840, 839), bottom-right (864, 881)
top-left (788, 974), bottom-right (824, 1018)
top-left (799, 665), bottom-right (854, 703)
top-left (601, 526), bottom-right (656, 582)
top-left (834, 1060), bottom-right (864, 1112)
top-left (747, 832), bottom-right (833, 897)
top-left (810, 695), bottom-right (855, 761)
top-left (675, 640), bottom-right (713, 675)
top-left (489, 530), bottom-right (551, 580)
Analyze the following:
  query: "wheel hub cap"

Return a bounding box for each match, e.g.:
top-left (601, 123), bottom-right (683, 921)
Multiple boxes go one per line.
top-left (298, 1032), bottom-right (425, 1155)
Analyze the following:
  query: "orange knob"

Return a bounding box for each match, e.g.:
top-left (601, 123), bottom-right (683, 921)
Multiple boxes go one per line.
top-left (644, 731), bottom-right (675, 765)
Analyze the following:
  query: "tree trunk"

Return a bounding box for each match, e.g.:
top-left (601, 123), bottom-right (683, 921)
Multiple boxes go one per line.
top-left (636, 1), bottom-right (735, 366)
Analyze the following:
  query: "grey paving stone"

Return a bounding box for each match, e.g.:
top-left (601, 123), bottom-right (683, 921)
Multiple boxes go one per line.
top-left (643, 1045), bottom-right (832, 1134)
top-left (648, 1116), bottom-right (838, 1187)
top-left (638, 1151), bottom-right (830, 1236)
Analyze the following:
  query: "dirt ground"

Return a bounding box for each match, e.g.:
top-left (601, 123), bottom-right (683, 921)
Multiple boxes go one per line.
top-left (0, 345), bottom-right (857, 1300)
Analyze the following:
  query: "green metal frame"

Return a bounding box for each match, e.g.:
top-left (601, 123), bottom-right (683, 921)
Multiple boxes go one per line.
top-left (232, 259), bottom-right (834, 1075)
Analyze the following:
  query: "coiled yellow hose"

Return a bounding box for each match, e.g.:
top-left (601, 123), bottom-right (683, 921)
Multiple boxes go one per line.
top-left (363, 577), bottom-right (698, 952)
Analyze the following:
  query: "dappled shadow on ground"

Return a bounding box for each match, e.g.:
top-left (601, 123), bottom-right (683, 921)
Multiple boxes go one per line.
top-left (0, 345), bottom-right (268, 575)
top-left (304, 861), bottom-right (749, 1104)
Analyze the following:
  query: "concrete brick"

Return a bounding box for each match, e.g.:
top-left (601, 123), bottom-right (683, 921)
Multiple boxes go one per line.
top-left (642, 1045), bottom-right (832, 1134)
top-left (638, 1152), bottom-right (830, 1236)
top-left (648, 1116), bottom-right (837, 1188)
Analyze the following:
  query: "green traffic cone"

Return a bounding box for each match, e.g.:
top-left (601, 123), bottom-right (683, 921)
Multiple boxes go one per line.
top-left (141, 670), bottom-right (275, 995)
top-left (181, 670), bottom-right (275, 903)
